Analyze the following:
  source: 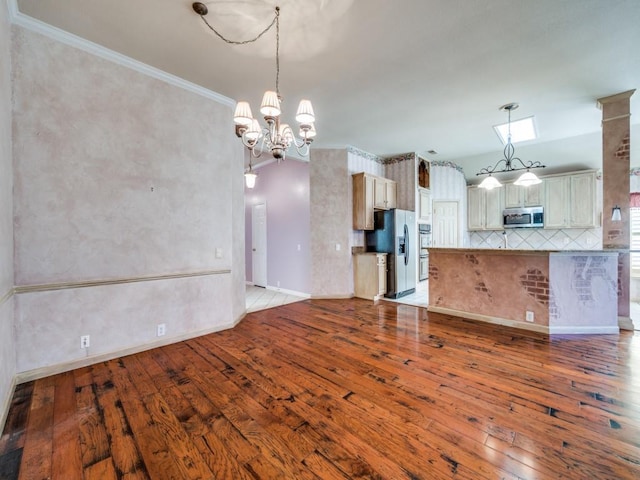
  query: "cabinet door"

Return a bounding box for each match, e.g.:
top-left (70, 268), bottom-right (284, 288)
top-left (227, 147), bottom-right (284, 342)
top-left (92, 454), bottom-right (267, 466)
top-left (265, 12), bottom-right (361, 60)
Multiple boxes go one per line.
top-left (504, 183), bottom-right (522, 208)
top-left (419, 189), bottom-right (431, 222)
top-left (524, 182), bottom-right (543, 206)
top-left (373, 178), bottom-right (387, 209)
top-left (485, 188), bottom-right (504, 230)
top-left (467, 187), bottom-right (485, 231)
top-left (386, 180), bottom-right (397, 209)
top-left (569, 173), bottom-right (596, 228)
top-left (352, 173), bottom-right (375, 230)
top-left (377, 255), bottom-right (387, 296)
top-left (544, 176), bottom-right (569, 228)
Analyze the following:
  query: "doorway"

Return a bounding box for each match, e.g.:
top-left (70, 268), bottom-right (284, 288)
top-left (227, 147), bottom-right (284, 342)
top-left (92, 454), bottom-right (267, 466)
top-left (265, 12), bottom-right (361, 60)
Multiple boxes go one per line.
top-left (252, 203), bottom-right (267, 287)
top-left (432, 201), bottom-right (459, 247)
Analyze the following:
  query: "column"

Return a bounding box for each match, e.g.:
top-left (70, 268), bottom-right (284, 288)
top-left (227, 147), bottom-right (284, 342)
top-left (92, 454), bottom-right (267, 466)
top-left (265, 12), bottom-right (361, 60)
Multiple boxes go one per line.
top-left (598, 89), bottom-right (635, 330)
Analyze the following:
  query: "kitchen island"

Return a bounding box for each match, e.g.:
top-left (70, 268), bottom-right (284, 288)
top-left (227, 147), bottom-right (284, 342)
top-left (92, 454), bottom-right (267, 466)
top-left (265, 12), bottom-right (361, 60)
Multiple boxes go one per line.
top-left (428, 248), bottom-right (619, 334)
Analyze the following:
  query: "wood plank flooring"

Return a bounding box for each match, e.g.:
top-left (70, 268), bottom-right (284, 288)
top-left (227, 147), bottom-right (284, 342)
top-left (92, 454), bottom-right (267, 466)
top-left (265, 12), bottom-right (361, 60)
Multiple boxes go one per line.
top-left (1, 298), bottom-right (639, 479)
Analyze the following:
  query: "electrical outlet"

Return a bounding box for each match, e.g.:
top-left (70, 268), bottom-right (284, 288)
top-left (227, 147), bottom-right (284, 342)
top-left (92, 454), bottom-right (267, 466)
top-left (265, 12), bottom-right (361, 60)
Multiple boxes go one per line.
top-left (80, 335), bottom-right (90, 348)
top-left (335, 243), bottom-right (341, 251)
top-left (157, 323), bottom-right (166, 337)
top-left (215, 247), bottom-right (223, 259)
top-left (525, 311), bottom-right (535, 322)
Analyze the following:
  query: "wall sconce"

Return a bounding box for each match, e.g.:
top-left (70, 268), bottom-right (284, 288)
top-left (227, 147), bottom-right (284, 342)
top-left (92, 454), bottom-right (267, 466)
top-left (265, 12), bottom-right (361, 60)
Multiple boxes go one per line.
top-left (611, 205), bottom-right (622, 222)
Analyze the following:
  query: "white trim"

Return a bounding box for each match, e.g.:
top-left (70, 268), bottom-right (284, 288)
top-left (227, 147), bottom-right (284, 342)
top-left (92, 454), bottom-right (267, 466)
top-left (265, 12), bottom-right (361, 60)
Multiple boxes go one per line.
top-left (15, 311), bottom-right (246, 384)
top-left (0, 376), bottom-right (17, 434)
top-left (0, 288), bottom-right (13, 307)
top-left (266, 285), bottom-right (310, 298)
top-left (7, 0), bottom-right (234, 107)
top-left (548, 326), bottom-right (620, 335)
top-left (427, 305), bottom-right (550, 334)
top-left (311, 294), bottom-right (354, 299)
top-left (14, 269), bottom-right (231, 294)
top-left (618, 316), bottom-right (634, 331)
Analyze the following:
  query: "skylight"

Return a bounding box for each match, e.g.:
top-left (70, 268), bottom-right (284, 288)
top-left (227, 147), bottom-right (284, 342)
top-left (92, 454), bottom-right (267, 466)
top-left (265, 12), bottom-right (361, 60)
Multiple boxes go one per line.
top-left (493, 115), bottom-right (537, 144)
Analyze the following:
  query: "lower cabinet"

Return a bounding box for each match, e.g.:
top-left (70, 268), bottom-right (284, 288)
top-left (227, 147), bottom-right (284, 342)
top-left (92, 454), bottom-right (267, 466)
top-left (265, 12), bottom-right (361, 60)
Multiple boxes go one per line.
top-left (353, 253), bottom-right (387, 300)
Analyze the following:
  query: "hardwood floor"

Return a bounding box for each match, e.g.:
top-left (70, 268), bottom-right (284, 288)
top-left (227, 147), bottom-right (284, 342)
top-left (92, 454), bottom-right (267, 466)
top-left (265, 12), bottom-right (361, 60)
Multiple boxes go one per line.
top-left (1, 298), bottom-right (639, 479)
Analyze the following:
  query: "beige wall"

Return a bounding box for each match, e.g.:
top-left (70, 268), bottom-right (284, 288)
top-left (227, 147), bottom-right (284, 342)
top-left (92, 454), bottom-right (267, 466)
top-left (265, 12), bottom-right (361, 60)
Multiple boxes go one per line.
top-left (11, 26), bottom-right (245, 375)
top-left (310, 149), bottom-right (352, 297)
top-left (0, 0), bottom-right (16, 429)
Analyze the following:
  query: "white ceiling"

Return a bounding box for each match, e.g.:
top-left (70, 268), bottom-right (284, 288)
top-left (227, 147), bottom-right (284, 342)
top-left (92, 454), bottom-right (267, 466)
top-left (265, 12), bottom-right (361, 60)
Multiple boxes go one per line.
top-left (14, 0), bottom-right (640, 181)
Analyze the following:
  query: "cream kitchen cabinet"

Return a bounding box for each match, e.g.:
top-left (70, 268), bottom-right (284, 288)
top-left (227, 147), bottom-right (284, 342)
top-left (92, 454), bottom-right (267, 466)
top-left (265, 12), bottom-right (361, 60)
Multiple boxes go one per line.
top-left (544, 171), bottom-right (597, 229)
top-left (352, 172), bottom-right (397, 230)
top-left (504, 182), bottom-right (544, 208)
top-left (353, 253), bottom-right (387, 300)
top-left (544, 176), bottom-right (569, 228)
top-left (569, 172), bottom-right (598, 228)
top-left (467, 186), bottom-right (504, 231)
top-left (374, 177), bottom-right (397, 210)
top-left (418, 188), bottom-right (431, 223)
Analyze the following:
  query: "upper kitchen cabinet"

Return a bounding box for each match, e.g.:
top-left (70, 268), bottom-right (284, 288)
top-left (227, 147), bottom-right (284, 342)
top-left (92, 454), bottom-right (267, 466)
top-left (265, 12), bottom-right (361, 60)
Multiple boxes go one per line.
top-left (374, 177), bottom-right (397, 210)
top-left (352, 172), bottom-right (398, 230)
top-left (504, 181), bottom-right (544, 208)
top-left (418, 158), bottom-right (430, 189)
top-left (468, 186), bottom-right (504, 231)
top-left (418, 188), bottom-right (431, 223)
top-left (544, 170), bottom-right (598, 229)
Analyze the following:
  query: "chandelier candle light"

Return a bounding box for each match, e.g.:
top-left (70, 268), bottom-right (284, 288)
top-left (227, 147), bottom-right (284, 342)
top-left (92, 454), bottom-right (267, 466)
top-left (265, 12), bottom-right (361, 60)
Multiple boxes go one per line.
top-left (193, 2), bottom-right (316, 172)
top-left (476, 103), bottom-right (545, 190)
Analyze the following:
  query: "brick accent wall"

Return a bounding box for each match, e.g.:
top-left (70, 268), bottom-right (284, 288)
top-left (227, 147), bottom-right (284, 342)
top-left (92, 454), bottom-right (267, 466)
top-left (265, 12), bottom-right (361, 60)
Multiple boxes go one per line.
top-left (519, 269), bottom-right (550, 305)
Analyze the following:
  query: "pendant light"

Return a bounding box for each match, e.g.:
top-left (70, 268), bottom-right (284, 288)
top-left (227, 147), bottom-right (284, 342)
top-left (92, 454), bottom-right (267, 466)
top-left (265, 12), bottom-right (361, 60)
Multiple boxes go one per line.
top-left (477, 103), bottom-right (545, 188)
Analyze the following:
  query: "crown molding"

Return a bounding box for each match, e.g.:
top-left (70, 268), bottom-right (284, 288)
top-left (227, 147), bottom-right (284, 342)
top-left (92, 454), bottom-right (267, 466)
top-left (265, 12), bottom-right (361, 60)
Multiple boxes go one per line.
top-left (6, 0), bottom-right (234, 107)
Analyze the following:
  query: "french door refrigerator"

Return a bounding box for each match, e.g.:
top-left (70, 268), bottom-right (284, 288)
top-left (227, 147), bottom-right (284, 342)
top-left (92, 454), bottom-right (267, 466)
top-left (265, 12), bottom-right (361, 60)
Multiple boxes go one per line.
top-left (365, 209), bottom-right (416, 298)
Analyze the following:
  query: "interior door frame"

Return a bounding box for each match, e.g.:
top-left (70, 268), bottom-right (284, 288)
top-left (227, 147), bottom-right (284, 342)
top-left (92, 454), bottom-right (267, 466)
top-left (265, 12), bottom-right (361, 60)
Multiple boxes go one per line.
top-left (251, 202), bottom-right (267, 287)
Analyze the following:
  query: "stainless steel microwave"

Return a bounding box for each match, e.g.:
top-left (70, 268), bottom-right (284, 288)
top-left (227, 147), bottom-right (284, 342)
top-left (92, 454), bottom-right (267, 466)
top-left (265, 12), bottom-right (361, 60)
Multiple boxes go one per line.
top-left (503, 206), bottom-right (544, 228)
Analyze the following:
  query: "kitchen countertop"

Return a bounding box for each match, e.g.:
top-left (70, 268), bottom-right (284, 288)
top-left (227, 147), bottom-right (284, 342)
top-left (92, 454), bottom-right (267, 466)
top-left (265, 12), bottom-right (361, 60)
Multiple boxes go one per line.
top-left (428, 248), bottom-right (618, 256)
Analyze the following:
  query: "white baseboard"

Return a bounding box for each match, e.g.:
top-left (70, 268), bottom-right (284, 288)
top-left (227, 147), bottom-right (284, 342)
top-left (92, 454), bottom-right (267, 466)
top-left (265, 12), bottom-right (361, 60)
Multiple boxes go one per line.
top-left (310, 294), bottom-right (355, 299)
top-left (427, 306), bottom-right (550, 334)
top-left (265, 285), bottom-right (310, 298)
top-left (15, 312), bottom-right (246, 385)
top-left (618, 316), bottom-right (635, 331)
top-left (548, 326), bottom-right (620, 335)
top-left (0, 376), bottom-right (17, 434)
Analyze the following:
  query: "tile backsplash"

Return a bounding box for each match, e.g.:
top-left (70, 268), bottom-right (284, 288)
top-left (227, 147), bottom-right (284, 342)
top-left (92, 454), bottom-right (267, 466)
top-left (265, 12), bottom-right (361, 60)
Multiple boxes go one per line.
top-left (469, 228), bottom-right (602, 250)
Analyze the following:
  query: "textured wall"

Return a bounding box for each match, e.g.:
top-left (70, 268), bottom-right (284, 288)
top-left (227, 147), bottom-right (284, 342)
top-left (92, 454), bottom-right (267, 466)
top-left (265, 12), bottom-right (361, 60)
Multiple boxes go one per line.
top-left (549, 253), bottom-right (618, 332)
top-left (429, 249), bottom-right (550, 326)
top-left (310, 149), bottom-right (351, 297)
top-left (11, 26), bottom-right (243, 374)
top-left (0, 0), bottom-right (15, 430)
top-left (385, 154), bottom-right (416, 211)
top-left (244, 158), bottom-right (311, 294)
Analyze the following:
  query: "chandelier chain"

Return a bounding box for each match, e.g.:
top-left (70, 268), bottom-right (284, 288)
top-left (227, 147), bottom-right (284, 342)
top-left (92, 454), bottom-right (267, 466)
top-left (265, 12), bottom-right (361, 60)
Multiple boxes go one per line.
top-left (275, 7), bottom-right (280, 96)
top-left (196, 7), bottom-right (279, 46)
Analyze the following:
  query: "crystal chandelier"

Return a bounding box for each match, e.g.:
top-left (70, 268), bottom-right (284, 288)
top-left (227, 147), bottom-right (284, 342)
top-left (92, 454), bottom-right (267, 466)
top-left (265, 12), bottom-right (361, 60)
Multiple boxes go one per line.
top-left (193, 3), bottom-right (316, 165)
top-left (477, 103), bottom-right (545, 190)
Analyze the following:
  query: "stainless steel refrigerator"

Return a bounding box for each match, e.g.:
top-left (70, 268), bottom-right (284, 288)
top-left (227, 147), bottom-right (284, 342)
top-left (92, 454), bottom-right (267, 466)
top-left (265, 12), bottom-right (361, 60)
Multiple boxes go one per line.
top-left (365, 209), bottom-right (416, 298)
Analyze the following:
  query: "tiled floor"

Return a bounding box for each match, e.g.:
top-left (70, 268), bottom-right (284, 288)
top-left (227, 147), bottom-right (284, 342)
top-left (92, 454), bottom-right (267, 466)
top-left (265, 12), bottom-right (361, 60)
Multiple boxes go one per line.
top-left (629, 302), bottom-right (640, 330)
top-left (245, 284), bottom-right (307, 313)
top-left (246, 282), bottom-right (427, 312)
top-left (381, 280), bottom-right (428, 308)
